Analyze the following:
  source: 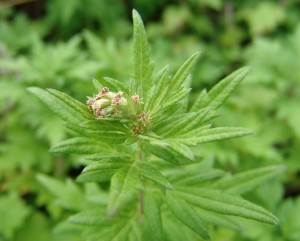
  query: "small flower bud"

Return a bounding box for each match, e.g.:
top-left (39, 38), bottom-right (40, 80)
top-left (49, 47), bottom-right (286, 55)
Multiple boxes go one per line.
top-left (138, 113), bottom-right (148, 122)
top-left (132, 125), bottom-right (143, 135)
top-left (87, 98), bottom-right (95, 111)
top-left (131, 94), bottom-right (142, 104)
top-left (94, 98), bottom-right (111, 109)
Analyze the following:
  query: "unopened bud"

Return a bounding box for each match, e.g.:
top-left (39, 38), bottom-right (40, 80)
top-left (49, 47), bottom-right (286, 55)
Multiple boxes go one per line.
top-left (138, 113), bottom-right (148, 122)
top-left (131, 94), bottom-right (142, 104)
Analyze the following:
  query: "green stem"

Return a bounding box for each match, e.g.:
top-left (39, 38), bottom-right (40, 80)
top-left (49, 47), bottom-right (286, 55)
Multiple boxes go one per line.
top-left (137, 141), bottom-right (144, 216)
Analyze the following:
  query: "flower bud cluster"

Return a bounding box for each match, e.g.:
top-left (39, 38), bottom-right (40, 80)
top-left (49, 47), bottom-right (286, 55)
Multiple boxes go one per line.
top-left (87, 87), bottom-right (128, 118)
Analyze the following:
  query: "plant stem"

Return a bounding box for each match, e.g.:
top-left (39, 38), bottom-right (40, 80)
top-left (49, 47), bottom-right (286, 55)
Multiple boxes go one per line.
top-left (137, 141), bottom-right (144, 217)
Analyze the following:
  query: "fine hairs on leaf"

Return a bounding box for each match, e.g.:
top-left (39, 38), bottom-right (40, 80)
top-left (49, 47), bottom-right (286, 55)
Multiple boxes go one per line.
top-left (28, 9), bottom-right (283, 241)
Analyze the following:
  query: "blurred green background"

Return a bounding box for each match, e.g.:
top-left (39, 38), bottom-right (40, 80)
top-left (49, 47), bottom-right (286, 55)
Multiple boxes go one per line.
top-left (0, 0), bottom-right (300, 240)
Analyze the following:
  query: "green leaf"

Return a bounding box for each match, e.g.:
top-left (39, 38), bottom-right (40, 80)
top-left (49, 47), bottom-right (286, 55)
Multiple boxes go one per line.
top-left (195, 209), bottom-right (242, 231)
top-left (191, 67), bottom-right (250, 112)
top-left (175, 127), bottom-right (253, 146)
top-left (144, 66), bottom-right (169, 112)
top-left (174, 169), bottom-right (225, 186)
top-left (154, 108), bottom-right (210, 137)
top-left (166, 192), bottom-right (210, 240)
top-left (101, 77), bottom-right (128, 92)
top-left (37, 174), bottom-right (89, 210)
top-left (212, 165), bottom-right (286, 194)
top-left (134, 161), bottom-right (172, 190)
top-left (108, 165), bottom-right (142, 216)
top-left (77, 162), bottom-right (129, 183)
top-left (174, 187), bottom-right (279, 225)
top-left (27, 87), bottom-right (85, 124)
top-left (170, 52), bottom-right (201, 92)
top-left (147, 139), bottom-right (194, 164)
top-left (92, 78), bottom-right (103, 91)
top-left (50, 137), bottom-right (110, 154)
top-left (143, 191), bottom-right (164, 241)
top-left (68, 208), bottom-right (109, 226)
top-left (132, 9), bottom-right (152, 95)
top-left (47, 88), bottom-right (92, 118)
top-left (0, 192), bottom-right (30, 239)
top-left (151, 88), bottom-right (191, 118)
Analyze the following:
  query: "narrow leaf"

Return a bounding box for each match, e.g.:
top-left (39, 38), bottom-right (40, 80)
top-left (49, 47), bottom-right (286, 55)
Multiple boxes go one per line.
top-left (132, 9), bottom-right (152, 95)
top-left (144, 191), bottom-right (164, 241)
top-left (170, 52), bottom-right (201, 91)
top-left (213, 165), bottom-right (286, 194)
top-left (191, 67), bottom-right (250, 112)
top-left (166, 192), bottom-right (210, 240)
top-left (77, 162), bottom-right (128, 183)
top-left (50, 137), bottom-right (109, 154)
top-left (27, 87), bottom-right (84, 124)
top-left (175, 127), bottom-right (254, 146)
top-left (135, 161), bottom-right (172, 190)
top-left (108, 165), bottom-right (142, 216)
top-left (175, 187), bottom-right (279, 225)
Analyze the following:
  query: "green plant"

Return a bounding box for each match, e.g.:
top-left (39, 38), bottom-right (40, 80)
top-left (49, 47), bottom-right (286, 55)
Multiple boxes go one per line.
top-left (28, 10), bottom-right (284, 241)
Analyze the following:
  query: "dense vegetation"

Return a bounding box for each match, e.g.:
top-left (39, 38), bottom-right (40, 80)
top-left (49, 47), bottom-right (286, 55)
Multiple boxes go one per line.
top-left (0, 1), bottom-right (299, 241)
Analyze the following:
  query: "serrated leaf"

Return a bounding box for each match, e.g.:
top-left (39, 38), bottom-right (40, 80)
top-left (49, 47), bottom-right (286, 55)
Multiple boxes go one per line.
top-left (174, 169), bottom-right (225, 186)
top-left (81, 130), bottom-right (128, 144)
top-left (108, 165), bottom-right (142, 216)
top-left (68, 208), bottom-right (109, 226)
top-left (152, 88), bottom-right (191, 118)
top-left (134, 161), bottom-right (172, 190)
top-left (132, 9), bottom-right (152, 95)
top-left (37, 174), bottom-right (88, 210)
top-left (101, 77), bottom-right (128, 92)
top-left (80, 119), bottom-right (128, 131)
top-left (174, 187), bottom-right (279, 225)
top-left (154, 108), bottom-right (210, 137)
top-left (144, 66), bottom-right (169, 112)
top-left (170, 52), bottom-right (201, 92)
top-left (143, 191), bottom-right (164, 241)
top-left (77, 162), bottom-right (129, 183)
top-left (212, 165), bottom-right (286, 194)
top-left (196, 208), bottom-right (242, 231)
top-left (85, 153), bottom-right (131, 162)
top-left (175, 127), bottom-right (253, 146)
top-left (147, 139), bottom-right (194, 164)
top-left (47, 88), bottom-right (92, 118)
top-left (50, 137), bottom-right (110, 154)
top-left (27, 87), bottom-right (84, 124)
top-left (166, 192), bottom-right (210, 240)
top-left (191, 67), bottom-right (250, 112)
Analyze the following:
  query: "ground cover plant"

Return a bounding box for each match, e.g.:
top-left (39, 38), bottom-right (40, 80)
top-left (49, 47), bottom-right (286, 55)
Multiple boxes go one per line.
top-left (1, 1), bottom-right (300, 241)
top-left (27, 10), bottom-right (284, 241)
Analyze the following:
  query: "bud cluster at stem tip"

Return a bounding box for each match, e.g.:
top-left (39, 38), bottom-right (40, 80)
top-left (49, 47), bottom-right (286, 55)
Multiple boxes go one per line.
top-left (87, 87), bottom-right (128, 118)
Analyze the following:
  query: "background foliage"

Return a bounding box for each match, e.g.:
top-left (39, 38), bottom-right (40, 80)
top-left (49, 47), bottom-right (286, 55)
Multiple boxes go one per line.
top-left (0, 0), bottom-right (299, 241)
